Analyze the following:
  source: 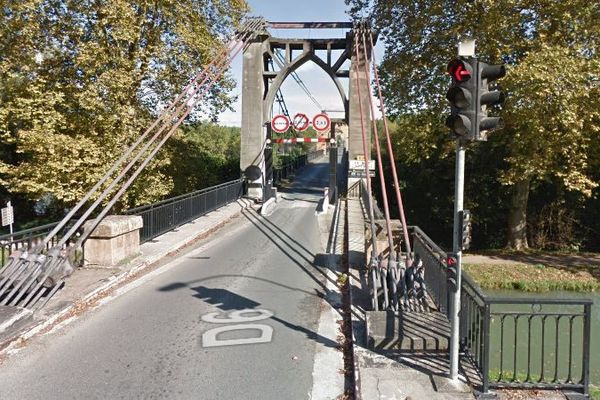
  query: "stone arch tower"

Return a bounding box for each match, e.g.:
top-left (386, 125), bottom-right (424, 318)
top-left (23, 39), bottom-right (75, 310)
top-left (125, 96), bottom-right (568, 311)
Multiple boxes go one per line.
top-left (240, 21), bottom-right (375, 199)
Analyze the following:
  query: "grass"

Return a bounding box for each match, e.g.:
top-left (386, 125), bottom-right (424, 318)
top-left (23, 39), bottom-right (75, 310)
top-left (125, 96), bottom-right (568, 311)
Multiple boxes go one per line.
top-left (488, 370), bottom-right (599, 398)
top-left (591, 385), bottom-right (600, 400)
top-left (463, 262), bottom-right (600, 292)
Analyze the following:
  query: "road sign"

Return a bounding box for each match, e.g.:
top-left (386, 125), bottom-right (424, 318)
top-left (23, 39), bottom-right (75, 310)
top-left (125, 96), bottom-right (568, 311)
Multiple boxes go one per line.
top-left (271, 114), bottom-right (290, 133)
top-left (292, 113), bottom-right (309, 131)
top-left (349, 159), bottom-right (375, 171)
top-left (312, 113), bottom-right (331, 132)
top-left (1, 201), bottom-right (14, 229)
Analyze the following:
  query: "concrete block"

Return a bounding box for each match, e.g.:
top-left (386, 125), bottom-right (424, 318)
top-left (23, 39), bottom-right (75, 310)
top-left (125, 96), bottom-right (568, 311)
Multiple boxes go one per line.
top-left (83, 215), bottom-right (143, 267)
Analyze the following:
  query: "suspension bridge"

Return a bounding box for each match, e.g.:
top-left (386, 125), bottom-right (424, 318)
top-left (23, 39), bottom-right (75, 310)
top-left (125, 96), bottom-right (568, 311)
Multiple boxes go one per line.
top-left (0, 19), bottom-right (592, 400)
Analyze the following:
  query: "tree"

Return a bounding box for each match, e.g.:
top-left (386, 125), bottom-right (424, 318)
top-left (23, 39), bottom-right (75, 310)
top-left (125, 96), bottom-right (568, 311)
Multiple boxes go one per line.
top-left (348, 0), bottom-right (600, 249)
top-left (0, 0), bottom-right (248, 212)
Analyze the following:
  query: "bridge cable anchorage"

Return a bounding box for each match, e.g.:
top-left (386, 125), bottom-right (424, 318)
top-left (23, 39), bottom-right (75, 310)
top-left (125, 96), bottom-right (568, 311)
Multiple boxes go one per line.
top-left (358, 30), bottom-right (398, 312)
top-left (0, 18), bottom-right (266, 310)
top-left (352, 28), bottom-right (385, 311)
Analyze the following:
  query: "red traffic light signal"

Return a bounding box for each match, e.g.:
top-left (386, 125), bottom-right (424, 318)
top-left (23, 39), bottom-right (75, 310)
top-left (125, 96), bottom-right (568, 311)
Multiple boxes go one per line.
top-left (446, 255), bottom-right (458, 267)
top-left (447, 59), bottom-right (472, 82)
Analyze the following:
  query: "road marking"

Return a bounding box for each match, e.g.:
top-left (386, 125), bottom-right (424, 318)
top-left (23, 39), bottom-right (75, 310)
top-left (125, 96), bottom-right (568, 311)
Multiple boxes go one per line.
top-left (201, 308), bottom-right (274, 348)
top-left (202, 324), bottom-right (273, 347)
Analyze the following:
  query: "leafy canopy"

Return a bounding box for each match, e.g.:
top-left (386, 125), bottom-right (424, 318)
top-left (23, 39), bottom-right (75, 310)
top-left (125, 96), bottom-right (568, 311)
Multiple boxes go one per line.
top-left (0, 0), bottom-right (248, 208)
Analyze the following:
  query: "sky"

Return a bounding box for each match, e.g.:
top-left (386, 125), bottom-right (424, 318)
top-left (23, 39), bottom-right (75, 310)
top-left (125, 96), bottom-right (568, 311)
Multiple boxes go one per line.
top-left (217, 0), bottom-right (383, 126)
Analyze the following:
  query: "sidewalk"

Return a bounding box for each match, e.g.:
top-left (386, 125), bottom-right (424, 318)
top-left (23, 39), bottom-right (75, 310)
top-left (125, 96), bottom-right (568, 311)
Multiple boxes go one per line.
top-left (0, 198), bottom-right (255, 354)
top-left (345, 194), bottom-right (476, 400)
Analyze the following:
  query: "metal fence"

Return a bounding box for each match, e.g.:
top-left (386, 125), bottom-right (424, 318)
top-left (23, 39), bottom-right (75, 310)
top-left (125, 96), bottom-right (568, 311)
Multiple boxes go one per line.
top-left (411, 227), bottom-right (592, 396)
top-left (474, 290), bottom-right (591, 395)
top-left (272, 150), bottom-right (324, 186)
top-left (125, 179), bottom-right (244, 243)
top-left (1, 179), bottom-right (245, 268)
top-left (0, 221), bottom-right (81, 270)
top-left (412, 226), bottom-right (450, 315)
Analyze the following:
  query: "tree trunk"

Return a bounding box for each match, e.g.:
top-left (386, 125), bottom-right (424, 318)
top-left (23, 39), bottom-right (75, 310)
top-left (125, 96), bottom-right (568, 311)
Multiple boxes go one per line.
top-left (506, 178), bottom-right (530, 250)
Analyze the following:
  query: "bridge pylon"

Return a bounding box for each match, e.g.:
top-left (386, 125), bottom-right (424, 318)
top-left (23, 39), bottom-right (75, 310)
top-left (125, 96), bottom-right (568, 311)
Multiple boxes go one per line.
top-left (240, 21), bottom-right (376, 200)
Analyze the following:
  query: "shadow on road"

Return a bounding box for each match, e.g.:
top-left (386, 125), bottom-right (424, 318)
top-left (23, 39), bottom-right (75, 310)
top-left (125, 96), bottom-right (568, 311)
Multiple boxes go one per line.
top-left (158, 280), bottom-right (339, 349)
top-left (191, 285), bottom-right (261, 310)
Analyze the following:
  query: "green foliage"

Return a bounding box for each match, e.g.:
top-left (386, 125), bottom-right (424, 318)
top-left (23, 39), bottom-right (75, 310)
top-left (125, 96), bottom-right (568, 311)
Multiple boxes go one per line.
top-left (591, 385), bottom-right (600, 400)
top-left (0, 0), bottom-right (248, 213)
top-left (163, 122), bottom-right (241, 199)
top-left (348, 0), bottom-right (600, 249)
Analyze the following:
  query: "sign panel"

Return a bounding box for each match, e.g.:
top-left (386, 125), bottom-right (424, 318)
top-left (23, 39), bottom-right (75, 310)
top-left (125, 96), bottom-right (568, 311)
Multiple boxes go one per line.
top-left (1, 203), bottom-right (14, 227)
top-left (312, 113), bottom-right (331, 132)
top-left (271, 114), bottom-right (290, 133)
top-left (292, 113), bottom-right (309, 131)
top-left (349, 159), bottom-right (376, 171)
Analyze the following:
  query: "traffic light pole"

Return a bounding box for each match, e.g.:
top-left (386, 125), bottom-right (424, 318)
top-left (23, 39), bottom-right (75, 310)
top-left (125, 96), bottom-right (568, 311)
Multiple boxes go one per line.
top-left (450, 140), bottom-right (465, 380)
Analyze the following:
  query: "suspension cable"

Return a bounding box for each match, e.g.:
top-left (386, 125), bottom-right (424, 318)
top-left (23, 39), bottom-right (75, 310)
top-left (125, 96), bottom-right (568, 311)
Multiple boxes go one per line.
top-left (41, 18), bottom-right (264, 249)
top-left (60, 39), bottom-right (243, 247)
top-left (72, 23), bottom-right (261, 247)
top-left (273, 49), bottom-right (324, 111)
top-left (359, 29), bottom-right (395, 310)
top-left (0, 18), bottom-right (267, 310)
top-left (353, 27), bottom-right (383, 310)
top-left (368, 32), bottom-right (412, 262)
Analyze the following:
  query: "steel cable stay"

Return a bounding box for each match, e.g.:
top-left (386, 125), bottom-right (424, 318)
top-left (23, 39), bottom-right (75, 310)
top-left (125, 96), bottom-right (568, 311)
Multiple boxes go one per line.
top-left (354, 24), bottom-right (423, 312)
top-left (40, 18), bottom-right (262, 252)
top-left (0, 18), bottom-right (267, 310)
top-left (367, 32), bottom-right (412, 264)
top-left (352, 27), bottom-right (384, 311)
top-left (366, 31), bottom-right (424, 311)
top-left (65, 25), bottom-right (258, 248)
top-left (358, 29), bottom-right (398, 311)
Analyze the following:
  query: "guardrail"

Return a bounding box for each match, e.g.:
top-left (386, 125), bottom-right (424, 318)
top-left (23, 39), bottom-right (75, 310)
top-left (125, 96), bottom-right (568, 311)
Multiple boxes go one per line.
top-left (125, 179), bottom-right (244, 243)
top-left (1, 179), bottom-right (245, 266)
top-left (0, 221), bottom-right (80, 269)
top-left (272, 149), bottom-right (324, 186)
top-left (411, 227), bottom-right (592, 396)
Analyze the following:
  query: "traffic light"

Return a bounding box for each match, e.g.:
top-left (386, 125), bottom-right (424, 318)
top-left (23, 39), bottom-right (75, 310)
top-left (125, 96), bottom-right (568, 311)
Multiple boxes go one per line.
top-left (446, 58), bottom-right (506, 141)
top-left (446, 254), bottom-right (458, 291)
top-left (475, 62), bottom-right (506, 140)
top-left (458, 210), bottom-right (472, 250)
top-left (446, 58), bottom-right (476, 139)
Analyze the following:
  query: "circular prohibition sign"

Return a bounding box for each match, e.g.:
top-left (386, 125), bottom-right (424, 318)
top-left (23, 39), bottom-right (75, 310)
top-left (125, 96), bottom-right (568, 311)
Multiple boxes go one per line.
top-left (312, 113), bottom-right (331, 133)
top-left (271, 114), bottom-right (290, 133)
top-left (292, 113), bottom-right (310, 132)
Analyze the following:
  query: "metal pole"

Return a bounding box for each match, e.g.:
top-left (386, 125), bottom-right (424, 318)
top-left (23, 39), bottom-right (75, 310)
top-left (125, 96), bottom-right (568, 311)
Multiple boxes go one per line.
top-left (450, 140), bottom-right (465, 380)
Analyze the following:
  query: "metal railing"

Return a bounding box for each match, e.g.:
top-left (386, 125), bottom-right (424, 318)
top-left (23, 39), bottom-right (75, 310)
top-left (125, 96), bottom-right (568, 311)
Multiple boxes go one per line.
top-left (0, 221), bottom-right (81, 269)
top-left (478, 293), bottom-right (591, 395)
top-left (125, 179), bottom-right (244, 243)
top-left (272, 149), bottom-right (324, 186)
top-left (412, 226), bottom-right (450, 315)
top-left (411, 227), bottom-right (592, 396)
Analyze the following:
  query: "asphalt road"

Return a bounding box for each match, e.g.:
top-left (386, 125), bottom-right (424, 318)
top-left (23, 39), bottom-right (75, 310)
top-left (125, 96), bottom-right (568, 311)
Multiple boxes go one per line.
top-left (0, 159), bottom-right (337, 400)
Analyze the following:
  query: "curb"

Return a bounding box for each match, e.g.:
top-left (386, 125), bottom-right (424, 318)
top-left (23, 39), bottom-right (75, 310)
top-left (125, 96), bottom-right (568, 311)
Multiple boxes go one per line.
top-left (0, 198), bottom-right (254, 355)
top-left (260, 196), bottom-right (278, 216)
top-left (349, 271), bottom-right (364, 400)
